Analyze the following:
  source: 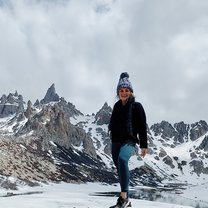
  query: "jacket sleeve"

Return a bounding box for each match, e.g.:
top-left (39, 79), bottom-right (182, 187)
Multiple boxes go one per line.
top-left (134, 102), bottom-right (148, 148)
top-left (108, 103), bottom-right (116, 132)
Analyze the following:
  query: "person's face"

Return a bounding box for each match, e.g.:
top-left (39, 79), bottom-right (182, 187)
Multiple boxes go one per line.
top-left (118, 88), bottom-right (132, 103)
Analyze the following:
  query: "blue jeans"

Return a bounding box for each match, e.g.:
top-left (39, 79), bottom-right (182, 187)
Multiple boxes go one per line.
top-left (112, 142), bottom-right (136, 194)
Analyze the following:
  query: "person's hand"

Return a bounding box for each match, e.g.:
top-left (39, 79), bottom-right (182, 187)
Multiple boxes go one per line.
top-left (141, 148), bottom-right (148, 158)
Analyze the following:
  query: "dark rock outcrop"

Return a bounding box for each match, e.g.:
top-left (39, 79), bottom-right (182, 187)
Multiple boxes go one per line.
top-left (190, 120), bottom-right (208, 141)
top-left (40, 84), bottom-right (60, 104)
top-left (94, 102), bottom-right (112, 125)
top-left (198, 135), bottom-right (208, 151)
top-left (0, 91), bottom-right (25, 118)
top-left (150, 121), bottom-right (177, 140)
top-left (174, 121), bottom-right (190, 143)
top-left (189, 160), bottom-right (208, 176)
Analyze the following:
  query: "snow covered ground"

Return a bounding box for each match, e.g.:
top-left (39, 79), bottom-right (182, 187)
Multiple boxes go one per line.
top-left (0, 182), bottom-right (198, 208)
top-left (181, 182), bottom-right (208, 202)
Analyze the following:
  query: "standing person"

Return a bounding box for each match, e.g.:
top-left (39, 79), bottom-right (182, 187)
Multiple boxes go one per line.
top-left (109, 72), bottom-right (148, 208)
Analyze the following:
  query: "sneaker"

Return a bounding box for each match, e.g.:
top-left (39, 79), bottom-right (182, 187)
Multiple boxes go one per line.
top-left (109, 196), bottom-right (131, 208)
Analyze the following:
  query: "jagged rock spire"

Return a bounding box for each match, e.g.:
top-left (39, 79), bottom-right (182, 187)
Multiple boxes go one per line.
top-left (94, 102), bottom-right (112, 125)
top-left (0, 91), bottom-right (25, 118)
top-left (24, 100), bottom-right (33, 119)
top-left (34, 99), bottom-right (40, 107)
top-left (40, 84), bottom-right (60, 104)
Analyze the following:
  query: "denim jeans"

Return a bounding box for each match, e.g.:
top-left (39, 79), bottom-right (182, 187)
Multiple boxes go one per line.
top-left (112, 142), bottom-right (136, 194)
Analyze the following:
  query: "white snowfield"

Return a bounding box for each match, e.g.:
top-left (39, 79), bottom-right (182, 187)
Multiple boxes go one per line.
top-left (0, 182), bottom-right (194, 208)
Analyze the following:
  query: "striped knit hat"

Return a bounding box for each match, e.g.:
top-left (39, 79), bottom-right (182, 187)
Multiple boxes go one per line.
top-left (117, 72), bottom-right (133, 95)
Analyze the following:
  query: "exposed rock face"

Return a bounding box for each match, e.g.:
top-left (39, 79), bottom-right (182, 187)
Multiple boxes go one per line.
top-left (57, 97), bottom-right (83, 118)
top-left (150, 120), bottom-right (208, 144)
top-left (39, 84), bottom-right (82, 118)
top-left (174, 121), bottom-right (190, 143)
top-left (0, 136), bottom-right (116, 187)
top-left (163, 156), bottom-right (175, 169)
top-left (158, 148), bottom-right (167, 158)
top-left (94, 102), bottom-right (112, 125)
top-left (147, 120), bottom-right (208, 180)
top-left (150, 121), bottom-right (177, 140)
top-left (0, 92), bottom-right (25, 118)
top-left (198, 136), bottom-right (208, 151)
top-left (130, 165), bottom-right (162, 187)
top-left (17, 102), bottom-right (96, 158)
top-left (52, 143), bottom-right (117, 184)
top-left (24, 100), bottom-right (33, 119)
top-left (0, 137), bottom-right (61, 183)
top-left (34, 99), bottom-right (40, 107)
top-left (190, 120), bottom-right (208, 141)
top-left (189, 160), bottom-right (208, 176)
top-left (95, 126), bottom-right (111, 155)
top-left (40, 84), bottom-right (60, 104)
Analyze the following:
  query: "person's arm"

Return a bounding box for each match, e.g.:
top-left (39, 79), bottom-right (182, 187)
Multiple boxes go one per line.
top-left (141, 148), bottom-right (148, 157)
top-left (135, 102), bottom-right (148, 149)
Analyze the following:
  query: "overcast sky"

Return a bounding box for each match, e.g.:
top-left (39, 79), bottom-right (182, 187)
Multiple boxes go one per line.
top-left (0, 0), bottom-right (208, 125)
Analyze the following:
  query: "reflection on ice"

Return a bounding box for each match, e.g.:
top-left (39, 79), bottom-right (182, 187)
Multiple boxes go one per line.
top-left (93, 186), bottom-right (208, 208)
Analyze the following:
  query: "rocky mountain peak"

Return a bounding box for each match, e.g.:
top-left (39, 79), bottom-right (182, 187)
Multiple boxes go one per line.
top-left (34, 99), bottom-right (40, 107)
top-left (173, 121), bottom-right (190, 143)
top-left (0, 94), bottom-right (7, 104)
top-left (102, 102), bottom-right (110, 109)
top-left (94, 102), bottom-right (112, 125)
top-left (57, 97), bottom-right (83, 118)
top-left (24, 100), bottom-right (33, 119)
top-left (40, 84), bottom-right (60, 104)
top-left (150, 121), bottom-right (177, 139)
top-left (0, 91), bottom-right (25, 118)
top-left (190, 120), bottom-right (208, 141)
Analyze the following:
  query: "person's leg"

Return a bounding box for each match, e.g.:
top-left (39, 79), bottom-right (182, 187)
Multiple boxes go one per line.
top-left (117, 143), bottom-right (135, 199)
top-left (111, 142), bottom-right (122, 173)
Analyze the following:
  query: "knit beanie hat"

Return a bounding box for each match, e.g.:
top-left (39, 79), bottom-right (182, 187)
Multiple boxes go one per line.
top-left (117, 72), bottom-right (133, 94)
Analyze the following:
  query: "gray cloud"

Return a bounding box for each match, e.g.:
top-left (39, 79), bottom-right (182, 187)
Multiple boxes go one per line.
top-left (0, 0), bottom-right (208, 125)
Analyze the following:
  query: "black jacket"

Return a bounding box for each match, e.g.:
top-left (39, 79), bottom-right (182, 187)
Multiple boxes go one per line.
top-left (109, 97), bottom-right (147, 148)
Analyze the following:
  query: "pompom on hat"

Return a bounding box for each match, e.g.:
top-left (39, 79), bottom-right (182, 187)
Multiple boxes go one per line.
top-left (117, 72), bottom-right (133, 95)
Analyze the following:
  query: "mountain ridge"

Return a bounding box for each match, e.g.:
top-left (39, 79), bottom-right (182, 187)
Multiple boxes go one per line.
top-left (0, 84), bottom-right (208, 191)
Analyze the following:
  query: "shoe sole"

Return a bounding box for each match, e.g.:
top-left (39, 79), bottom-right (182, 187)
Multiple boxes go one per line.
top-left (122, 201), bottom-right (131, 208)
top-left (126, 201), bottom-right (132, 208)
top-left (109, 200), bottom-right (132, 208)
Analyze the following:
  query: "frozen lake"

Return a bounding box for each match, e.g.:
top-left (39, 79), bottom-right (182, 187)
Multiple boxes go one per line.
top-left (1, 182), bottom-right (206, 208)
